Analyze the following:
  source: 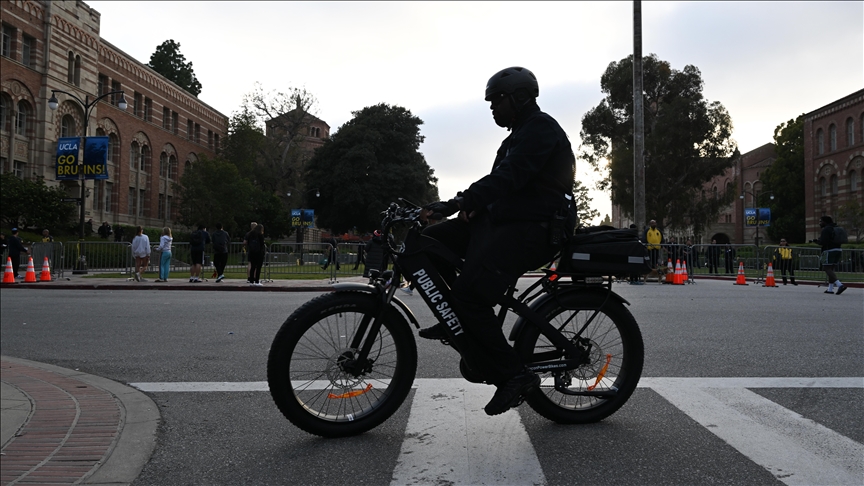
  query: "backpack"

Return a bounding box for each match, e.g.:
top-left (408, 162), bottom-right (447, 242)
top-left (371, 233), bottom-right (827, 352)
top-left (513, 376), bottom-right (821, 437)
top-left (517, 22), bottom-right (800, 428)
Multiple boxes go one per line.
top-left (190, 230), bottom-right (203, 247)
top-left (247, 235), bottom-right (261, 253)
top-left (833, 226), bottom-right (849, 244)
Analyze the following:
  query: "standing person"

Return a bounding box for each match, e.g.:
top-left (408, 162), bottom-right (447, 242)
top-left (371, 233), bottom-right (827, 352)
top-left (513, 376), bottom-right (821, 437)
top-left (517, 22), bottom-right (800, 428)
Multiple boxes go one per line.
top-left (707, 239), bottom-right (720, 274)
top-left (321, 235), bottom-right (340, 270)
top-left (188, 224), bottom-right (210, 283)
top-left (131, 226), bottom-right (151, 282)
top-left (245, 222), bottom-right (257, 280)
top-left (417, 67), bottom-right (577, 416)
top-left (773, 238), bottom-right (797, 286)
top-left (211, 222), bottom-right (230, 283)
top-left (155, 227), bottom-right (173, 282)
top-left (684, 239), bottom-right (695, 281)
top-left (724, 244), bottom-right (737, 274)
top-left (645, 219), bottom-right (662, 268)
top-left (245, 223), bottom-right (265, 286)
top-left (41, 229), bottom-right (54, 243)
top-left (7, 228), bottom-right (29, 279)
top-left (113, 225), bottom-right (125, 242)
top-left (812, 216), bottom-right (847, 294)
top-left (98, 221), bottom-right (112, 239)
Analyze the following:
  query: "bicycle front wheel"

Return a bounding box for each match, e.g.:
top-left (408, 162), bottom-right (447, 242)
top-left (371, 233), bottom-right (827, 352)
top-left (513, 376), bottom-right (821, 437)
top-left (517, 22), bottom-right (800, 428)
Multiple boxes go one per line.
top-left (515, 290), bottom-right (643, 424)
top-left (267, 292), bottom-right (417, 437)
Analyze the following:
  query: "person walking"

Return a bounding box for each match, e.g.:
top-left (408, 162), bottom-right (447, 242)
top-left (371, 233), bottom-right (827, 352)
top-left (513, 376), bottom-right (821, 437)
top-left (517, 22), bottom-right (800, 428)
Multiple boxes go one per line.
top-left (7, 228), bottom-right (29, 279)
top-left (773, 238), bottom-right (797, 286)
top-left (211, 223), bottom-right (230, 283)
top-left (707, 239), bottom-right (720, 274)
top-left (155, 227), bottom-right (173, 282)
top-left (645, 220), bottom-right (662, 268)
top-left (188, 224), bottom-right (210, 283)
top-left (131, 226), bottom-right (151, 282)
top-left (812, 216), bottom-right (847, 294)
top-left (245, 223), bottom-right (265, 286)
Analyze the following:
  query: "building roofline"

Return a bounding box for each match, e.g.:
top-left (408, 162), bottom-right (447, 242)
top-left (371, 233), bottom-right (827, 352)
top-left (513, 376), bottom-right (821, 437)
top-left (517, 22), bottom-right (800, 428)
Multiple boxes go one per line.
top-left (803, 89), bottom-right (864, 120)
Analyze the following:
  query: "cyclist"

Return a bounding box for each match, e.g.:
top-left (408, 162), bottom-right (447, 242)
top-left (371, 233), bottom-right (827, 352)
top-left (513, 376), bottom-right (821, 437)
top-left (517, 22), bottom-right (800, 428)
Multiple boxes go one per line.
top-left (420, 66), bottom-right (576, 416)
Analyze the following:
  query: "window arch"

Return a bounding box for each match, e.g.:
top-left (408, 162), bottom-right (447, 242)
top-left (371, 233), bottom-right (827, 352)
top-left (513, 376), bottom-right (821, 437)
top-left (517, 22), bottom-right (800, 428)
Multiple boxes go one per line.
top-left (61, 115), bottom-right (76, 138)
top-left (819, 177), bottom-right (826, 197)
top-left (817, 128), bottom-right (824, 155)
top-left (16, 100), bottom-right (29, 136)
top-left (851, 170), bottom-right (858, 192)
top-left (829, 124), bottom-right (837, 152)
top-left (130, 141), bottom-right (139, 170)
top-left (830, 174), bottom-right (838, 194)
top-left (847, 117), bottom-right (855, 147)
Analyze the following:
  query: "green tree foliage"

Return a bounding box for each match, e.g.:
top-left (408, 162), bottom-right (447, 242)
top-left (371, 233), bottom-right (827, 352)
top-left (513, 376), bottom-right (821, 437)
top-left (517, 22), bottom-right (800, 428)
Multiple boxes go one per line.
top-left (579, 54), bottom-right (738, 233)
top-left (304, 103), bottom-right (439, 233)
top-left (573, 179), bottom-right (600, 226)
top-left (0, 173), bottom-right (76, 232)
top-left (836, 200), bottom-right (863, 243)
top-left (148, 40), bottom-right (202, 97)
top-left (763, 117), bottom-right (805, 243)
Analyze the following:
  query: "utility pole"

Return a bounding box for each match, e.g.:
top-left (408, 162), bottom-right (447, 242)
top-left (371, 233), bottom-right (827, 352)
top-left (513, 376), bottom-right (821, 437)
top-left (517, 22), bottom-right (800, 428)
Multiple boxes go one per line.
top-left (633, 0), bottom-right (646, 233)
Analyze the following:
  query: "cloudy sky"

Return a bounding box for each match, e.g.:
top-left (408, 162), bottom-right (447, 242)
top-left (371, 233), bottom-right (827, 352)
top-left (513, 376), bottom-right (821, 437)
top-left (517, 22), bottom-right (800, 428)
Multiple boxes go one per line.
top-left (86, 1), bottom-right (862, 224)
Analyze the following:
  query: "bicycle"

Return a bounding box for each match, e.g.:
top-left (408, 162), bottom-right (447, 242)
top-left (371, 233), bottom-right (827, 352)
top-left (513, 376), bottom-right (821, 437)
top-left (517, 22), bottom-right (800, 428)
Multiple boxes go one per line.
top-left (267, 200), bottom-right (644, 438)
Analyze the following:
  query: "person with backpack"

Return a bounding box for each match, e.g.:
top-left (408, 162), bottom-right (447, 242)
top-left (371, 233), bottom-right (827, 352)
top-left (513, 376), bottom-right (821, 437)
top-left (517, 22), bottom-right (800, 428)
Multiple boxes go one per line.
top-left (188, 224), bottom-right (210, 283)
top-left (245, 223), bottom-right (266, 286)
top-left (811, 216), bottom-right (847, 295)
top-left (211, 223), bottom-right (230, 283)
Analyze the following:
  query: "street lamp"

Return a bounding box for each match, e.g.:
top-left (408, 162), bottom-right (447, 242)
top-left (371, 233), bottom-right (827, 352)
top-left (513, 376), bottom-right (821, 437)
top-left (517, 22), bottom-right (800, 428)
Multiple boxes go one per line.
top-left (740, 189), bottom-right (774, 246)
top-left (48, 89), bottom-right (127, 243)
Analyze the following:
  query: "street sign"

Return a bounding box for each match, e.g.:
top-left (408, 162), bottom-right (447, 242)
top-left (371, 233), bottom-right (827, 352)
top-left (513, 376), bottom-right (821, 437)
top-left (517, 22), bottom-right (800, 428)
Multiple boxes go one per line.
top-left (61, 197), bottom-right (82, 205)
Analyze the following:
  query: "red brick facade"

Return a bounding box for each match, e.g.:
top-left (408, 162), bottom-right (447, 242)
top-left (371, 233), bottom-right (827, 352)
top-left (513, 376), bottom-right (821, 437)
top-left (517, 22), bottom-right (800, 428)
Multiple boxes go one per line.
top-left (1, 0), bottom-right (227, 230)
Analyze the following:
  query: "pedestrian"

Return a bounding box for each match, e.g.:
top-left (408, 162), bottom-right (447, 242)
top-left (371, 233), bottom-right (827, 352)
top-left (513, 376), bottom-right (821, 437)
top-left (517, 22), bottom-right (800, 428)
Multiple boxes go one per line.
top-left (113, 225), bottom-right (125, 242)
top-left (154, 227), bottom-right (173, 282)
top-left (0, 233), bottom-right (7, 257)
top-left (724, 244), bottom-right (737, 274)
top-left (188, 224), bottom-right (210, 283)
top-left (684, 239), bottom-right (695, 280)
top-left (244, 222), bottom-right (256, 278)
top-left (131, 225), bottom-right (151, 282)
top-left (773, 238), bottom-right (797, 286)
top-left (41, 229), bottom-right (54, 243)
top-left (416, 66), bottom-right (577, 416)
top-left (7, 228), bottom-right (29, 279)
top-left (98, 221), bottom-right (112, 239)
top-left (353, 239), bottom-right (365, 271)
top-left (321, 235), bottom-right (340, 270)
top-left (85, 219), bottom-right (94, 236)
top-left (363, 230), bottom-right (387, 278)
top-left (211, 222), bottom-right (230, 283)
top-left (706, 239), bottom-right (720, 274)
top-left (811, 216), bottom-right (847, 294)
top-left (245, 223), bottom-right (265, 286)
top-left (645, 219), bottom-right (662, 268)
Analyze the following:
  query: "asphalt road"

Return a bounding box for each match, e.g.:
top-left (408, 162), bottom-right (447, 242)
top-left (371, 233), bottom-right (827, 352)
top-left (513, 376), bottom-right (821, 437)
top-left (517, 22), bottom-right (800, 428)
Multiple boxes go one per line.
top-left (1, 280), bottom-right (861, 485)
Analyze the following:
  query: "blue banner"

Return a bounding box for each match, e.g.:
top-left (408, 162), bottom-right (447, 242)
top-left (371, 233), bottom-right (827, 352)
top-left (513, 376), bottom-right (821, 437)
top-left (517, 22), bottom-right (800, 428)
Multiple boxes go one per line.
top-left (55, 137), bottom-right (80, 181)
top-left (83, 136), bottom-right (109, 180)
top-left (758, 207), bottom-right (771, 227)
top-left (291, 209), bottom-right (315, 228)
top-left (744, 207), bottom-right (771, 227)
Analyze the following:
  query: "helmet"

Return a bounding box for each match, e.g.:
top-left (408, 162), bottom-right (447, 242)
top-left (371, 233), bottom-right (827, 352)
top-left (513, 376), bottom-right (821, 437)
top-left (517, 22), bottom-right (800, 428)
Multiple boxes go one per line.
top-left (485, 67), bottom-right (539, 101)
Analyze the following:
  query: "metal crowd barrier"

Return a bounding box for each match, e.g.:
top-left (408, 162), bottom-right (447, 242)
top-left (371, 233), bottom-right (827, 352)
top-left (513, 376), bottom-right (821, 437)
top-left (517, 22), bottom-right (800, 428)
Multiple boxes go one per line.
top-left (61, 241), bottom-right (133, 275)
top-left (29, 242), bottom-right (65, 279)
top-left (757, 246), bottom-right (864, 284)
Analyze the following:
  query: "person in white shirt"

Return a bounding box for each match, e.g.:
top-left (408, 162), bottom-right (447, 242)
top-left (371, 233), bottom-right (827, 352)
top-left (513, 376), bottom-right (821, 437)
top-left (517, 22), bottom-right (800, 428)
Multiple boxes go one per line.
top-left (131, 226), bottom-right (151, 282)
top-left (155, 227), bottom-right (173, 282)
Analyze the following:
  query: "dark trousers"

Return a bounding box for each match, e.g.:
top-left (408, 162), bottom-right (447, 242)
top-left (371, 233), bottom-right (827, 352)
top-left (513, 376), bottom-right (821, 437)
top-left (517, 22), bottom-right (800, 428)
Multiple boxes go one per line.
top-left (10, 254), bottom-right (21, 277)
top-left (248, 252), bottom-right (264, 283)
top-left (777, 259), bottom-right (795, 284)
top-left (214, 252), bottom-right (228, 276)
top-left (708, 256), bottom-right (719, 274)
top-left (421, 215), bottom-right (556, 384)
top-left (649, 248), bottom-right (660, 268)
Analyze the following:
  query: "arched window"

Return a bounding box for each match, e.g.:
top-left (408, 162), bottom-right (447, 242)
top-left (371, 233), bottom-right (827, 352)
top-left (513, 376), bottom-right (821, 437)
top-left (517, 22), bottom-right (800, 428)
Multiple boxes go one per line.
top-left (820, 177), bottom-right (826, 196)
top-left (67, 51), bottom-right (75, 84)
top-left (61, 115), bottom-right (76, 138)
top-left (140, 145), bottom-right (150, 172)
top-left (851, 170), bottom-right (858, 192)
top-left (847, 118), bottom-right (855, 147)
top-left (817, 129), bottom-right (824, 155)
top-left (830, 174), bottom-right (838, 194)
top-left (130, 141), bottom-right (139, 170)
top-left (169, 155), bottom-right (177, 180)
top-left (15, 100), bottom-right (28, 136)
top-left (829, 124), bottom-right (837, 152)
top-left (108, 133), bottom-right (119, 165)
top-left (159, 152), bottom-right (167, 177)
top-left (73, 55), bottom-right (81, 86)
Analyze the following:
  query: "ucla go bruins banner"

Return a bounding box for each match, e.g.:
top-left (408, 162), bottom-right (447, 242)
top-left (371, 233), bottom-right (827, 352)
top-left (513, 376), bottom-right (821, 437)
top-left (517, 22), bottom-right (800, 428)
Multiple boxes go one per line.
top-left (55, 136), bottom-right (109, 180)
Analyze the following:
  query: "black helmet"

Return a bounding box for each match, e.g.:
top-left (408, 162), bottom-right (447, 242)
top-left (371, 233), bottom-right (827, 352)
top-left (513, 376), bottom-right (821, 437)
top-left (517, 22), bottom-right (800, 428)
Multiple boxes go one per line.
top-left (485, 67), bottom-right (539, 101)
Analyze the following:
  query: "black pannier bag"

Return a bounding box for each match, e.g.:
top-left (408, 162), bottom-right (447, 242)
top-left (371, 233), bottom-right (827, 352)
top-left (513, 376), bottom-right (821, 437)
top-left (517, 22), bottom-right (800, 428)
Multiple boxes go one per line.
top-left (557, 226), bottom-right (651, 275)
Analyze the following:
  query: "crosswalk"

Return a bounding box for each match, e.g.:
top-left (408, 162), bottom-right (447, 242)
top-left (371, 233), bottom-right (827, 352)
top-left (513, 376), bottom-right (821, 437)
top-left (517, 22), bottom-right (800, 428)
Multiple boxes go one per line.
top-left (130, 377), bottom-right (864, 486)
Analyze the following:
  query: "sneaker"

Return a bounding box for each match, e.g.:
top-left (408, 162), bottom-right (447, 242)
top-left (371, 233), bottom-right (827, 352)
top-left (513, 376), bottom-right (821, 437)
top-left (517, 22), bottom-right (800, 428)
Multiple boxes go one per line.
top-left (154, 279), bottom-right (164, 283)
top-left (254, 282), bottom-right (264, 286)
top-left (484, 369), bottom-right (540, 416)
top-left (250, 283), bottom-right (256, 287)
top-left (193, 277), bottom-right (202, 283)
top-left (135, 272), bottom-right (141, 282)
top-left (824, 290), bottom-right (834, 294)
top-left (216, 275), bottom-right (224, 283)
top-left (418, 323), bottom-right (447, 340)
top-left (836, 284), bottom-right (848, 295)
top-left (189, 277), bottom-right (195, 283)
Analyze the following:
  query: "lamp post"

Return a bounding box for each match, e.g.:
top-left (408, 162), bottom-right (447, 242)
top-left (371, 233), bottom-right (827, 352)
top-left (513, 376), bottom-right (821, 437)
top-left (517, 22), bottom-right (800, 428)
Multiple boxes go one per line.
top-left (48, 89), bottom-right (127, 241)
top-left (285, 188), bottom-right (319, 265)
top-left (740, 189), bottom-right (774, 246)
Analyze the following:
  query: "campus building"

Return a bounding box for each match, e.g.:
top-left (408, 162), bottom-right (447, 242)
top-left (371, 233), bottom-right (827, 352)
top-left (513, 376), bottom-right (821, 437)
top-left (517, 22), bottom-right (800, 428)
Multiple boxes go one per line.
top-left (1, 0), bottom-right (227, 231)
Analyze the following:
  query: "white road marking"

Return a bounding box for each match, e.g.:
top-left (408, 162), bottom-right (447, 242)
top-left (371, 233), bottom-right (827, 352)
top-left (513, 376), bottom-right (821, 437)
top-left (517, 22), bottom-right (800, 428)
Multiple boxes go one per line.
top-left (652, 385), bottom-right (864, 486)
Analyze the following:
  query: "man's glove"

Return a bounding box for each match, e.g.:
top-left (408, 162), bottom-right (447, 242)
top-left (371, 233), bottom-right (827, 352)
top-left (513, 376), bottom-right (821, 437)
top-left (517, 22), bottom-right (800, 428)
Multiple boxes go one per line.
top-left (425, 198), bottom-right (461, 219)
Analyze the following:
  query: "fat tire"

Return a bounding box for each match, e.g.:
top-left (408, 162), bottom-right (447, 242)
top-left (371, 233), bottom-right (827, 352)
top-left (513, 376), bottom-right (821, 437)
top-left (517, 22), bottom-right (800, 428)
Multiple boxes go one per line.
top-left (267, 291), bottom-right (417, 437)
top-left (514, 291), bottom-right (643, 424)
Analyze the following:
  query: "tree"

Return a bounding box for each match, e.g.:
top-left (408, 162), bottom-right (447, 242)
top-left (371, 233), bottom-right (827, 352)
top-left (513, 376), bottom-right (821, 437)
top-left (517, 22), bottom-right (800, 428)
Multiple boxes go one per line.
top-left (579, 54), bottom-right (738, 232)
top-left (763, 116), bottom-right (805, 243)
top-left (573, 179), bottom-right (600, 226)
top-left (837, 200), bottom-right (864, 243)
top-left (148, 40), bottom-right (202, 96)
top-left (0, 173), bottom-right (76, 232)
top-left (304, 103), bottom-right (439, 233)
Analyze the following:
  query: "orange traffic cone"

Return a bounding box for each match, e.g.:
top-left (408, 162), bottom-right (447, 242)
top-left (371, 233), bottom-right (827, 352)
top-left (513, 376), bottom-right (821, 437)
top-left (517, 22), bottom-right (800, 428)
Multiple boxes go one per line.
top-left (764, 262), bottom-right (777, 287)
top-left (734, 261), bottom-right (748, 285)
top-left (24, 257), bottom-right (37, 282)
top-left (682, 260), bottom-right (689, 284)
top-left (2, 257), bottom-right (15, 283)
top-left (665, 259), bottom-right (674, 284)
top-left (673, 260), bottom-right (683, 285)
top-left (39, 256), bottom-right (52, 282)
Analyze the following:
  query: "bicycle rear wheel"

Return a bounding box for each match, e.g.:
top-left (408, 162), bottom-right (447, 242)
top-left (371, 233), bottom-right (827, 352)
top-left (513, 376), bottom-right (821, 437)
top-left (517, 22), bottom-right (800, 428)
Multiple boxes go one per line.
top-left (267, 292), bottom-right (417, 437)
top-left (514, 290), bottom-right (643, 424)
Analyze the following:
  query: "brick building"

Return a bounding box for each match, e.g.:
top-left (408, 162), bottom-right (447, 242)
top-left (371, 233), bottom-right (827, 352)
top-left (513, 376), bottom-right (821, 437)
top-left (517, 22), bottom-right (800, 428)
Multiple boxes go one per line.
top-left (803, 89), bottom-right (864, 242)
top-left (1, 0), bottom-right (227, 231)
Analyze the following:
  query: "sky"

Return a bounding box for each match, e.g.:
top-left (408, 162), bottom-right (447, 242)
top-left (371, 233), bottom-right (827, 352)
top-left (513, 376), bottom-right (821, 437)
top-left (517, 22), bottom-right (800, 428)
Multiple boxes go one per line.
top-left (86, 1), bottom-right (863, 224)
